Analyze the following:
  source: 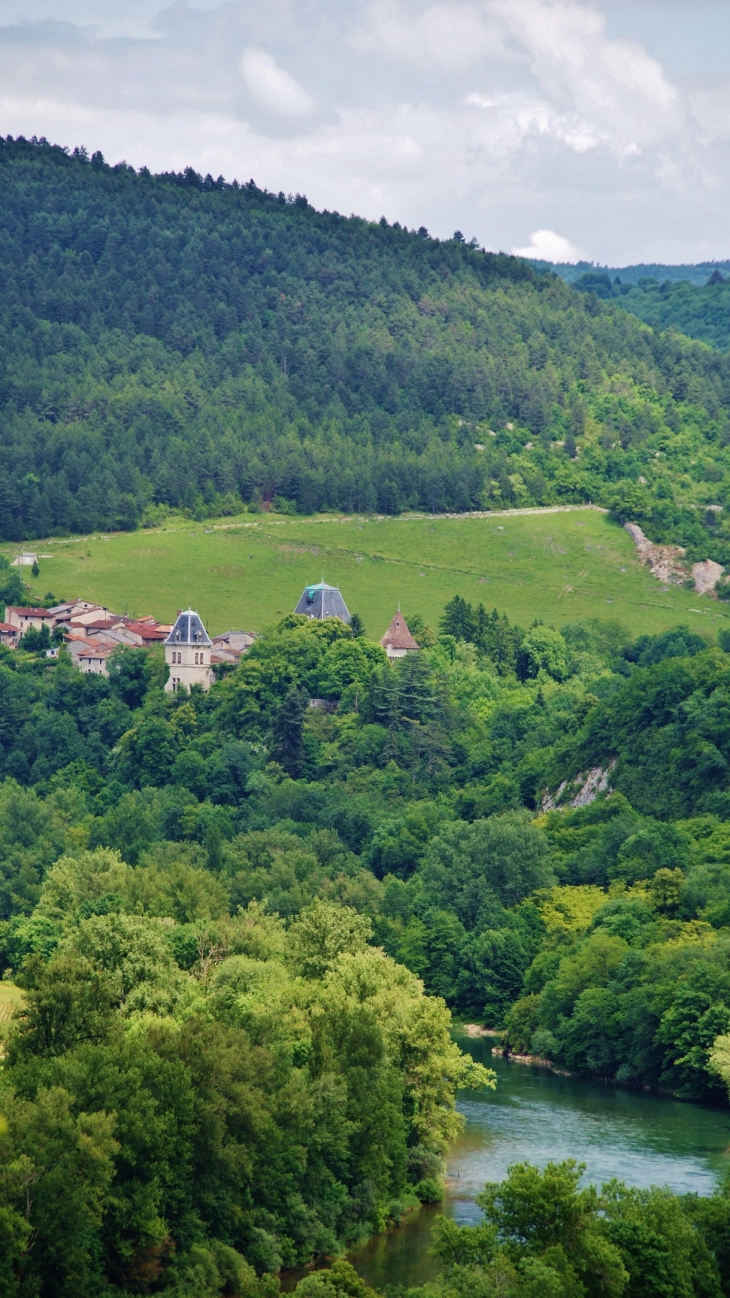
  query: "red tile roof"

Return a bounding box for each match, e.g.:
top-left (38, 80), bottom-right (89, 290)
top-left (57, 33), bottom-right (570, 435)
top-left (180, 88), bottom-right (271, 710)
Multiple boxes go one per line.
top-left (124, 621), bottom-right (167, 640)
top-left (7, 606), bottom-right (53, 618)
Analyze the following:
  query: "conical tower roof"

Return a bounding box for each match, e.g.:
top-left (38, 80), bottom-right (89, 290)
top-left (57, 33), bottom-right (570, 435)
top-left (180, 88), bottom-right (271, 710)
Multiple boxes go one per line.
top-left (380, 611), bottom-right (419, 652)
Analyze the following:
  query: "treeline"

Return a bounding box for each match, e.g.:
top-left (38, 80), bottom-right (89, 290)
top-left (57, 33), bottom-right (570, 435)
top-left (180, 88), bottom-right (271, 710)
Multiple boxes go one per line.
top-left (2, 136), bottom-right (730, 562)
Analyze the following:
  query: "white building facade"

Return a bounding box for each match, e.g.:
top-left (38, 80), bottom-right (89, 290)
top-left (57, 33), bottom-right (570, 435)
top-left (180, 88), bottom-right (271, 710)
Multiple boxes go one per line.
top-left (164, 610), bottom-right (213, 692)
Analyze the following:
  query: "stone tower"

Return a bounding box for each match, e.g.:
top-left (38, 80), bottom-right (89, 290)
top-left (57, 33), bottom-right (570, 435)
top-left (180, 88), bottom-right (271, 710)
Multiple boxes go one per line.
top-left (380, 609), bottom-right (420, 659)
top-left (164, 609), bottom-right (212, 692)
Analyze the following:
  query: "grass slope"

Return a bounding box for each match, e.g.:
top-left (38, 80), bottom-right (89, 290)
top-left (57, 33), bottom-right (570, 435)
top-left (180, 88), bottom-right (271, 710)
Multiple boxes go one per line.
top-left (0, 981), bottom-right (23, 1047)
top-left (14, 507), bottom-right (730, 641)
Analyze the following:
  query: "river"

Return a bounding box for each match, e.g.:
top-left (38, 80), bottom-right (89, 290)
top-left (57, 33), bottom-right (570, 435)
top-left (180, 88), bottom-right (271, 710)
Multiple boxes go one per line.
top-left (349, 1036), bottom-right (730, 1291)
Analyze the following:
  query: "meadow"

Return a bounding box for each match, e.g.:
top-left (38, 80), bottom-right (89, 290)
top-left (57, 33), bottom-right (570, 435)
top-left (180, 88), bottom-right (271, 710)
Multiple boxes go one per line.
top-left (9, 505), bottom-right (730, 642)
top-left (0, 980), bottom-right (23, 1045)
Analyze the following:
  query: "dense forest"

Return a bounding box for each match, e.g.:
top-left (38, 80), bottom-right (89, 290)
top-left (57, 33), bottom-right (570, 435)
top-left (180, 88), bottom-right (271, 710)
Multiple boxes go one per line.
top-left (3, 135), bottom-right (730, 566)
top-left (5, 603), bottom-right (730, 1292)
top-left (570, 270), bottom-right (730, 354)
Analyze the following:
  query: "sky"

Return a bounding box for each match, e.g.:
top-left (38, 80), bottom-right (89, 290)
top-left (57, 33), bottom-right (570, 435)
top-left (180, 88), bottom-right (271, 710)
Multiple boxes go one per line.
top-left (0, 0), bottom-right (729, 265)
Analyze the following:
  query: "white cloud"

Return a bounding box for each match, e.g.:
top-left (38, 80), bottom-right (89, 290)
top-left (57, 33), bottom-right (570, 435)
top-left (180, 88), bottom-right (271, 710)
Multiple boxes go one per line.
top-left (512, 229), bottom-right (587, 262)
top-left (0, 0), bottom-right (727, 263)
top-left (240, 49), bottom-right (315, 118)
top-left (464, 91), bottom-right (601, 155)
top-left (486, 0), bottom-right (683, 157)
top-left (353, 1), bottom-right (506, 71)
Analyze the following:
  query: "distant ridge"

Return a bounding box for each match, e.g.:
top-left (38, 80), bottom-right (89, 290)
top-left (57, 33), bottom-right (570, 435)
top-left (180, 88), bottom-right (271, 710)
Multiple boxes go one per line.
top-left (529, 259), bottom-right (730, 352)
top-left (535, 260), bottom-right (730, 288)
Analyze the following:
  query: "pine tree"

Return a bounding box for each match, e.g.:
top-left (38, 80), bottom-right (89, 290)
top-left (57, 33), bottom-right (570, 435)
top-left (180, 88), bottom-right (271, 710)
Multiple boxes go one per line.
top-left (271, 685), bottom-right (309, 777)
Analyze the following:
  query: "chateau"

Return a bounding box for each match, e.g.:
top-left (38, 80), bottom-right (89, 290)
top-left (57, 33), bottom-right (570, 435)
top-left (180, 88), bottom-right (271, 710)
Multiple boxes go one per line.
top-left (164, 610), bottom-right (212, 692)
top-left (3, 577), bottom-right (422, 688)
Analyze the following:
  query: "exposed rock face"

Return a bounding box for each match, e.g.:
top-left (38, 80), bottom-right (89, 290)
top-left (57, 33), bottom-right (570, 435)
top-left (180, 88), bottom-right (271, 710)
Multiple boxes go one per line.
top-left (541, 762), bottom-right (616, 812)
top-left (624, 522), bottom-right (723, 595)
top-left (623, 522), bottom-right (687, 585)
top-left (692, 559), bottom-right (724, 595)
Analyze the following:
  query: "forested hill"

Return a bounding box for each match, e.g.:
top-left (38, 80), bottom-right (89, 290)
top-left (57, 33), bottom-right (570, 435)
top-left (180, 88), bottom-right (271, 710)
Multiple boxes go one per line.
top-left (3, 135), bottom-right (730, 564)
top-left (566, 269), bottom-right (730, 354)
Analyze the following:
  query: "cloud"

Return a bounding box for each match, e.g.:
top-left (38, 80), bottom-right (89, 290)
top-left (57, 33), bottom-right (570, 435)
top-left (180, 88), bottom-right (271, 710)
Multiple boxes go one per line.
top-left (464, 92), bottom-right (601, 155)
top-left (512, 229), bottom-right (587, 262)
top-left (485, 0), bottom-right (683, 157)
top-left (240, 49), bottom-right (315, 118)
top-left (0, 0), bottom-right (727, 264)
top-left (359, 0), bottom-right (685, 161)
top-left (353, 1), bottom-right (506, 72)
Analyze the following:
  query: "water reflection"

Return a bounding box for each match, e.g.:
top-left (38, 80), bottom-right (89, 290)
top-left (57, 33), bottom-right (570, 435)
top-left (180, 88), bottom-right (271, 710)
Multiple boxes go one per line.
top-left (350, 1039), bottom-right (730, 1290)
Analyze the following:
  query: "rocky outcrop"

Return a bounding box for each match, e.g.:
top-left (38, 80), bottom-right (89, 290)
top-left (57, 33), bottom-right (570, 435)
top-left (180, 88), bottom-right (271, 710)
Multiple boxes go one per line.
top-left (625, 522), bottom-right (724, 595)
top-left (541, 761), bottom-right (616, 812)
top-left (623, 522), bottom-right (688, 585)
top-left (692, 559), bottom-right (724, 595)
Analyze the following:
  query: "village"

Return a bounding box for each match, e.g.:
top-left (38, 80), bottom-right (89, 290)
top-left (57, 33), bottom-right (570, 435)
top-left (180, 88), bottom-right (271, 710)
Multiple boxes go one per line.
top-left (0, 578), bottom-right (420, 691)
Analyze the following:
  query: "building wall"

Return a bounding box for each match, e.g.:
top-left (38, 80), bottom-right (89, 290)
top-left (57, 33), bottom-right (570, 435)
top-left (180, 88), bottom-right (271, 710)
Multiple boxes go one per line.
top-left (165, 644), bottom-right (212, 692)
top-left (6, 610), bottom-right (53, 632)
top-left (79, 656), bottom-right (109, 676)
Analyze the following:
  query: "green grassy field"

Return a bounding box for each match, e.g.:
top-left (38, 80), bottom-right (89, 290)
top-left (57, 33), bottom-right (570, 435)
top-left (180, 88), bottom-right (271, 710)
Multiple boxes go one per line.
top-left (0, 981), bottom-right (23, 1043)
top-left (8, 506), bottom-right (730, 642)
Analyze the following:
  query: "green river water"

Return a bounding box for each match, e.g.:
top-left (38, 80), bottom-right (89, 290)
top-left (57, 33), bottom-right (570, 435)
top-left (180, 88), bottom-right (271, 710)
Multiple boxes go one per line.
top-left (349, 1037), bottom-right (730, 1291)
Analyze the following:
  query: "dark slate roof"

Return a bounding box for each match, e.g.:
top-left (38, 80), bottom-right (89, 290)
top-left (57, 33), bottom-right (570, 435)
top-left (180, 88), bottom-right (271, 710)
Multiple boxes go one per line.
top-left (294, 581), bottom-right (351, 623)
top-left (164, 610), bottom-right (212, 647)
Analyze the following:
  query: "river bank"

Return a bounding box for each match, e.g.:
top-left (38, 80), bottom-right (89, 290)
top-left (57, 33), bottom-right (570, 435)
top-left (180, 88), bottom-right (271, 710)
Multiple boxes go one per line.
top-left (460, 1021), bottom-right (572, 1076)
top-left (347, 1039), bottom-right (730, 1291)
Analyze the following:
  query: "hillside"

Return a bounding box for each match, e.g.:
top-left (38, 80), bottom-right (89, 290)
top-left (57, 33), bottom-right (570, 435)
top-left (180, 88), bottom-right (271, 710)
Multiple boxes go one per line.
top-left (562, 268), bottom-right (730, 353)
top-left (12, 507), bottom-right (730, 642)
top-left (2, 135), bottom-right (730, 572)
top-left (6, 598), bottom-right (730, 1287)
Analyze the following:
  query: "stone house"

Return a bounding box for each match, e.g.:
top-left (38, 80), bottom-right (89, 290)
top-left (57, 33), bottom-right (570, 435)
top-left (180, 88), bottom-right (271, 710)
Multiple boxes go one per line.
top-left (0, 622), bottom-right (20, 648)
top-left (5, 606), bottom-right (56, 634)
top-left (210, 630), bottom-right (256, 669)
top-left (77, 644), bottom-right (114, 676)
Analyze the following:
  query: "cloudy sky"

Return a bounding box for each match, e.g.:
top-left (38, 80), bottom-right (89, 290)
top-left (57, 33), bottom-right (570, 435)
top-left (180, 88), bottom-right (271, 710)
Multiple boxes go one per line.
top-left (0, 0), bottom-right (728, 265)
